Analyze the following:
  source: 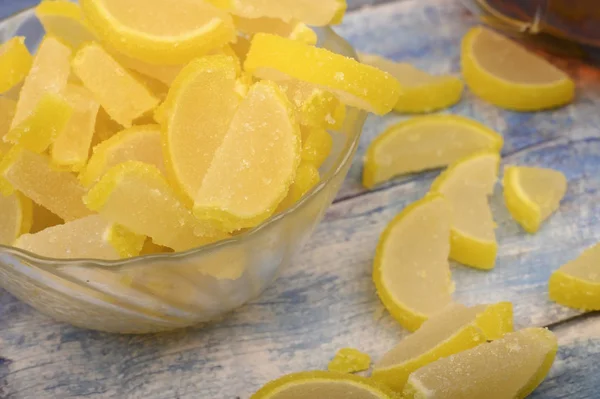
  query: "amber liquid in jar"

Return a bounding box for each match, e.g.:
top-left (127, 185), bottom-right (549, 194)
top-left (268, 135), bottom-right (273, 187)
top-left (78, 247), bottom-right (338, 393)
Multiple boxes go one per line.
top-left (473, 0), bottom-right (600, 60)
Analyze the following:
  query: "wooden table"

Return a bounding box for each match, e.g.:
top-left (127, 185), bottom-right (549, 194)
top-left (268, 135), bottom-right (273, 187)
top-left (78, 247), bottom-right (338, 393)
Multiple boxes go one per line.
top-left (2, 0), bottom-right (600, 397)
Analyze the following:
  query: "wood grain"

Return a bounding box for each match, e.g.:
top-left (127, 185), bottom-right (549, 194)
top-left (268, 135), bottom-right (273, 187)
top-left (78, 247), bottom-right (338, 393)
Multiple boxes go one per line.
top-left (2, 0), bottom-right (600, 398)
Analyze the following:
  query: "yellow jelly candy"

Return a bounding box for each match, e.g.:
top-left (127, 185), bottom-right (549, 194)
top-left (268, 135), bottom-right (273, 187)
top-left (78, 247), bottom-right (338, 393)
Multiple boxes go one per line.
top-left (5, 93), bottom-right (73, 154)
top-left (233, 16), bottom-right (317, 45)
top-left (12, 37), bottom-right (71, 129)
top-left (71, 42), bottom-right (160, 127)
top-left (0, 191), bottom-right (32, 245)
top-left (0, 97), bottom-right (16, 154)
top-left (80, 0), bottom-right (235, 65)
top-left (111, 51), bottom-right (183, 86)
top-left (278, 162), bottom-right (320, 211)
top-left (0, 148), bottom-right (91, 221)
top-left (15, 215), bottom-right (144, 259)
top-left (373, 194), bottom-right (454, 331)
top-left (280, 80), bottom-right (346, 130)
top-left (301, 127), bottom-right (333, 168)
top-left (85, 161), bottom-right (226, 252)
top-left (228, 0), bottom-right (347, 27)
top-left (360, 53), bottom-right (464, 114)
top-left (194, 81), bottom-right (301, 232)
top-left (51, 84), bottom-right (100, 171)
top-left (0, 37), bottom-right (33, 94)
top-left (30, 202), bottom-right (63, 234)
top-left (80, 124), bottom-right (165, 187)
top-left (160, 55), bottom-right (240, 204)
top-left (328, 348), bottom-right (371, 374)
top-left (35, 0), bottom-right (96, 49)
top-left (245, 34), bottom-right (401, 115)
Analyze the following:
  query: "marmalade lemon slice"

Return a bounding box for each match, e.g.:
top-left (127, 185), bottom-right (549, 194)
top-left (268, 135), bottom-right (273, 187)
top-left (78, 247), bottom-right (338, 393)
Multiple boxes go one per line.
top-left (363, 115), bottom-right (504, 189)
top-left (503, 166), bottom-right (567, 234)
top-left (5, 93), bottom-right (72, 154)
top-left (15, 215), bottom-right (145, 259)
top-left (373, 194), bottom-right (454, 332)
top-left (158, 55), bottom-right (239, 205)
top-left (0, 37), bottom-right (33, 94)
top-left (0, 97), bottom-right (16, 154)
top-left (51, 84), bottom-right (100, 171)
top-left (80, 124), bottom-right (165, 187)
top-left (328, 348), bottom-right (371, 374)
top-left (35, 0), bottom-right (96, 49)
top-left (0, 148), bottom-right (91, 220)
top-left (403, 328), bottom-right (558, 399)
top-left (0, 191), bottom-right (32, 245)
top-left (194, 81), bottom-right (301, 232)
top-left (301, 126), bottom-right (333, 168)
top-left (80, 0), bottom-right (235, 65)
top-left (279, 80), bottom-right (346, 130)
top-left (372, 303), bottom-right (491, 392)
top-left (71, 43), bottom-right (160, 128)
top-left (245, 34), bottom-right (401, 115)
top-left (430, 151), bottom-right (500, 270)
top-left (549, 243), bottom-right (600, 310)
top-left (277, 162), bottom-right (320, 211)
top-left (228, 0), bottom-right (347, 26)
top-left (11, 37), bottom-right (71, 129)
top-left (250, 371), bottom-right (398, 399)
top-left (461, 26), bottom-right (574, 111)
top-left (110, 51), bottom-right (183, 86)
top-left (85, 161), bottom-right (226, 252)
top-left (360, 53), bottom-right (463, 114)
top-left (233, 16), bottom-right (317, 45)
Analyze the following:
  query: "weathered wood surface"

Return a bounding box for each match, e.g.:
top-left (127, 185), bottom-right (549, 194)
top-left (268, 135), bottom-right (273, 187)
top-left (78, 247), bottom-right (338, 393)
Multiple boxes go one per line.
top-left (2, 0), bottom-right (600, 398)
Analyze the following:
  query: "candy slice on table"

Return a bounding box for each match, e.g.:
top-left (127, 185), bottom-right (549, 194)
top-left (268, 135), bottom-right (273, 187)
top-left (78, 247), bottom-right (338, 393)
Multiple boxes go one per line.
top-left (85, 161), bottom-right (227, 252)
top-left (80, 124), bottom-right (165, 187)
top-left (30, 202), bottom-right (63, 234)
top-left (0, 191), bottom-right (32, 245)
top-left (363, 115), bottom-right (503, 189)
top-left (301, 126), bottom-right (333, 169)
top-left (279, 80), bottom-right (346, 130)
top-left (227, 0), bottom-right (347, 26)
top-left (372, 303), bottom-right (492, 392)
top-left (461, 26), bottom-right (575, 111)
top-left (194, 81), bottom-right (301, 232)
top-left (250, 371), bottom-right (397, 399)
top-left (403, 328), bottom-right (558, 399)
top-left (0, 97), bottom-right (16, 154)
top-left (327, 348), bottom-right (371, 374)
top-left (373, 194), bottom-right (454, 331)
top-left (0, 148), bottom-right (91, 221)
top-left (157, 55), bottom-right (239, 205)
top-left (359, 53), bottom-right (464, 114)
top-left (503, 166), bottom-right (567, 234)
top-left (80, 0), bottom-right (235, 65)
top-left (4, 93), bottom-right (72, 154)
top-left (110, 52), bottom-right (183, 86)
top-left (474, 301), bottom-right (514, 340)
top-left (0, 37), bottom-right (33, 94)
top-left (233, 16), bottom-right (317, 45)
top-left (245, 34), bottom-right (401, 115)
top-left (72, 43), bottom-right (160, 128)
top-left (277, 162), bottom-right (320, 211)
top-left (430, 151), bottom-right (500, 270)
top-left (15, 215), bottom-right (144, 260)
top-left (549, 243), bottom-right (600, 310)
top-left (51, 84), bottom-right (100, 171)
top-left (11, 37), bottom-right (71, 129)
top-left (35, 0), bottom-right (96, 49)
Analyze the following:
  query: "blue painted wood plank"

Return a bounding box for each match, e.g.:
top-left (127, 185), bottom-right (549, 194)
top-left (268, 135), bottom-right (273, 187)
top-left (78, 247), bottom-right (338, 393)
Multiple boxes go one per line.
top-left (0, 1), bottom-right (39, 20)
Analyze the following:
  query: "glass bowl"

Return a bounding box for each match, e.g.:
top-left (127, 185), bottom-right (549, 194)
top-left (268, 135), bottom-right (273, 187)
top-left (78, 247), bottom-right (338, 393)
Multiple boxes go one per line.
top-left (0, 8), bottom-right (367, 334)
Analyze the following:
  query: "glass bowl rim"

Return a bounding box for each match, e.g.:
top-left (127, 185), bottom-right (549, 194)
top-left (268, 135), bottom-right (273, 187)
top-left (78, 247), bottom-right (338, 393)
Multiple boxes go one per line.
top-left (0, 13), bottom-right (367, 267)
